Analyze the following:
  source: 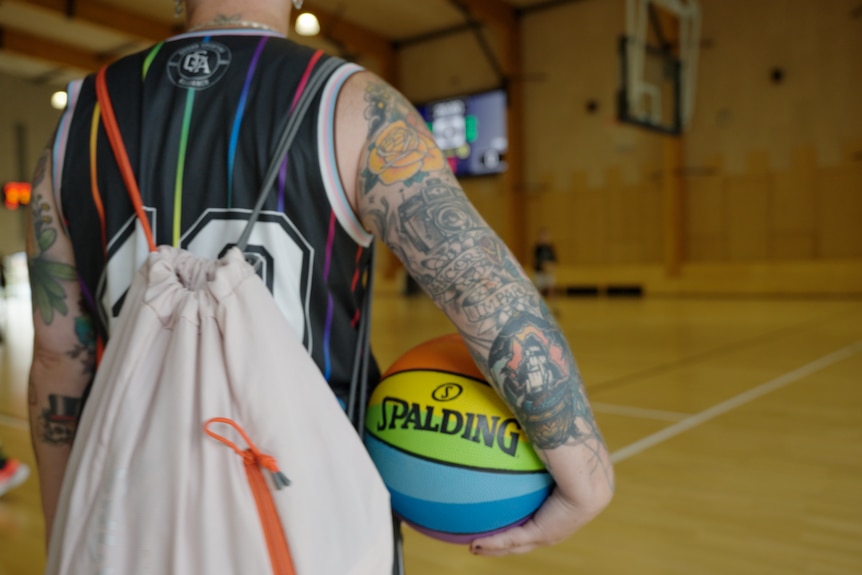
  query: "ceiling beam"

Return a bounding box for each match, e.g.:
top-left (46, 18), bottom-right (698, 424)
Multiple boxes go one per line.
top-left (0, 25), bottom-right (103, 72)
top-left (316, 11), bottom-right (392, 58)
top-left (395, 22), bottom-right (474, 49)
top-left (6, 0), bottom-right (177, 41)
top-left (312, 11), bottom-right (396, 82)
top-left (451, 0), bottom-right (517, 28)
top-left (517, 0), bottom-right (592, 17)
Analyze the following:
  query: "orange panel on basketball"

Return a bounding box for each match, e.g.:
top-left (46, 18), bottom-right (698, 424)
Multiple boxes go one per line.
top-left (383, 333), bottom-right (485, 381)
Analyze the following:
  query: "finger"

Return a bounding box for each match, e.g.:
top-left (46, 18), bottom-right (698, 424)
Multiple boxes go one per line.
top-left (470, 540), bottom-right (537, 557)
top-left (469, 521), bottom-right (545, 556)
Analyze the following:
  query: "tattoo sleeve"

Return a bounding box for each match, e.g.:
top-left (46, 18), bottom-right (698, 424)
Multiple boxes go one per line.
top-left (357, 78), bottom-right (609, 475)
top-left (26, 146), bottom-right (94, 450)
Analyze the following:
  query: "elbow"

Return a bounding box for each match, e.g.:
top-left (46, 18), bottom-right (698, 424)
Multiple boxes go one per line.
top-left (30, 344), bottom-right (89, 391)
top-left (596, 476), bottom-right (615, 514)
top-left (587, 474), bottom-right (614, 521)
top-left (583, 461), bottom-right (615, 521)
top-left (31, 345), bottom-right (69, 375)
top-left (599, 459), bottom-right (616, 504)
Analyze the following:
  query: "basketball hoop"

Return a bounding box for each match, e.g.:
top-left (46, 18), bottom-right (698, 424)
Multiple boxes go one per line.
top-left (619, 0), bottom-right (701, 134)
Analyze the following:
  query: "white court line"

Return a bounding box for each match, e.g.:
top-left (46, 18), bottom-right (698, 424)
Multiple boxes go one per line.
top-left (591, 402), bottom-right (689, 422)
top-left (610, 340), bottom-right (862, 464)
top-left (0, 413), bottom-right (29, 431)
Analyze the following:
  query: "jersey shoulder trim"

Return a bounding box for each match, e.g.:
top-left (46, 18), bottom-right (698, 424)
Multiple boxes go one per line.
top-left (53, 78), bottom-right (85, 236)
top-left (316, 62), bottom-right (372, 247)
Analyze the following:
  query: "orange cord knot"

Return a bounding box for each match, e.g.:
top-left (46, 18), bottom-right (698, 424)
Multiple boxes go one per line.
top-left (204, 418), bottom-right (292, 490)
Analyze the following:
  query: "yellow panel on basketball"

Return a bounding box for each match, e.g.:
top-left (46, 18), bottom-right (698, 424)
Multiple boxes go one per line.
top-left (366, 370), bottom-right (543, 472)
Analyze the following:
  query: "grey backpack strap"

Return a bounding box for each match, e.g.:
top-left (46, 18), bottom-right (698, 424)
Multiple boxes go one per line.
top-left (236, 55), bottom-right (342, 251)
top-left (230, 54), bottom-right (376, 434)
top-left (347, 246), bottom-right (375, 435)
top-left (344, 249), bottom-right (403, 575)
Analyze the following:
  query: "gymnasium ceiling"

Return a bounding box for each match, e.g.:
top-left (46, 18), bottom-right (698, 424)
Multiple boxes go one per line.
top-left (0, 0), bottom-right (565, 88)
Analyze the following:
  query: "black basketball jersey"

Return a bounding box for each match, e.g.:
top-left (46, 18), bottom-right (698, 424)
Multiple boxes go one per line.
top-left (53, 30), bottom-right (378, 397)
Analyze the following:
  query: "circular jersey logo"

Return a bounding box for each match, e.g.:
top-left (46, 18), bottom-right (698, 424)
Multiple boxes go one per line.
top-left (167, 42), bottom-right (231, 90)
top-left (431, 383), bottom-right (464, 402)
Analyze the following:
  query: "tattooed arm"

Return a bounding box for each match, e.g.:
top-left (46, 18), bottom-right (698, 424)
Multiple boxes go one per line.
top-left (26, 148), bottom-right (96, 545)
top-left (335, 72), bottom-right (614, 555)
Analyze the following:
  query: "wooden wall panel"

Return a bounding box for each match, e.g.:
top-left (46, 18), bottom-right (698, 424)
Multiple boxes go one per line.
top-left (551, 188), bottom-right (577, 263)
top-left (642, 177), bottom-right (664, 262)
top-left (528, 171), bottom-right (664, 267)
top-left (606, 171), bottom-right (660, 264)
top-left (770, 233), bottom-right (817, 260)
top-left (725, 174), bottom-right (770, 261)
top-left (524, 182), bottom-right (543, 263)
top-left (686, 175), bottom-right (726, 261)
top-left (816, 168), bottom-right (862, 259)
top-left (769, 148), bottom-right (816, 259)
top-left (770, 148), bottom-right (816, 232)
top-left (571, 172), bottom-right (605, 265)
top-left (605, 169), bottom-right (630, 263)
top-left (619, 183), bottom-right (648, 263)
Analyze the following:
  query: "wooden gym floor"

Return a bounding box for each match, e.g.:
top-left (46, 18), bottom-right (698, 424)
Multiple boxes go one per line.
top-left (1, 283), bottom-right (861, 574)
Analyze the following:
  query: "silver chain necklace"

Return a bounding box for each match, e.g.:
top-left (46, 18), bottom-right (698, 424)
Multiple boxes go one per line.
top-left (186, 19), bottom-right (282, 34)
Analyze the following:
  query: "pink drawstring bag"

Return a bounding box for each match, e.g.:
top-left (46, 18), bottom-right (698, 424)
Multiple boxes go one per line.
top-left (46, 57), bottom-right (393, 575)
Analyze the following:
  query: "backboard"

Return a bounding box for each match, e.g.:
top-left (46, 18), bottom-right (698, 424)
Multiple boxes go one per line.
top-left (617, 0), bottom-right (701, 135)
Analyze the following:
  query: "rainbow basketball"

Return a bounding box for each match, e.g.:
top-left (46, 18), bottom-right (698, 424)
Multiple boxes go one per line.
top-left (365, 334), bottom-right (553, 544)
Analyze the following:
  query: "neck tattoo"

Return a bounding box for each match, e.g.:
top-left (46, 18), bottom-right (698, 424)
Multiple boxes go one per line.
top-left (186, 18), bottom-right (282, 34)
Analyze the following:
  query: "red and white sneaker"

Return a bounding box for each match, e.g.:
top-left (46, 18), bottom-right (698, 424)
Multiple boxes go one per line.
top-left (0, 458), bottom-right (30, 497)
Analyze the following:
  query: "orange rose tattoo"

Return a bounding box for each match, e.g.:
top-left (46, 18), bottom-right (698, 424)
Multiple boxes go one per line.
top-left (366, 117), bottom-right (445, 187)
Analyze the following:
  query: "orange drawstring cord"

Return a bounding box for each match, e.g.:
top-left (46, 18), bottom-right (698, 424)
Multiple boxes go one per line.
top-left (204, 418), bottom-right (291, 489)
top-left (204, 417), bottom-right (296, 575)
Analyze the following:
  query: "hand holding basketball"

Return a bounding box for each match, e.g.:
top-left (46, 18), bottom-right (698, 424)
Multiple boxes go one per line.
top-left (469, 445), bottom-right (615, 556)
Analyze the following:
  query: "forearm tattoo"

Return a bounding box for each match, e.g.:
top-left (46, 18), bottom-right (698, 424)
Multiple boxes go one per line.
top-left (359, 79), bottom-right (610, 469)
top-left (68, 298), bottom-right (97, 376)
top-left (488, 313), bottom-right (605, 452)
top-left (28, 186), bottom-right (77, 326)
top-left (39, 394), bottom-right (82, 446)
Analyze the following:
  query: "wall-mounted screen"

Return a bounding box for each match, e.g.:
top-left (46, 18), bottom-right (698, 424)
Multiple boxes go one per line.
top-left (416, 89), bottom-right (508, 177)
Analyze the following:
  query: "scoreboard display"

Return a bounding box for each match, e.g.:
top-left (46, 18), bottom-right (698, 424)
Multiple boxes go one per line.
top-left (416, 89), bottom-right (508, 178)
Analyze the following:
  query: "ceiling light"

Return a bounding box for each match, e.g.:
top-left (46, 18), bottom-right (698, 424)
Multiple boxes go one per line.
top-left (295, 12), bottom-right (320, 36)
top-left (51, 90), bottom-right (68, 110)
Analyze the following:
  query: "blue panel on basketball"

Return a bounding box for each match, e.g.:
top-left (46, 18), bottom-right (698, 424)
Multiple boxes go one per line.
top-left (366, 435), bottom-right (553, 534)
top-left (365, 334), bottom-right (554, 544)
